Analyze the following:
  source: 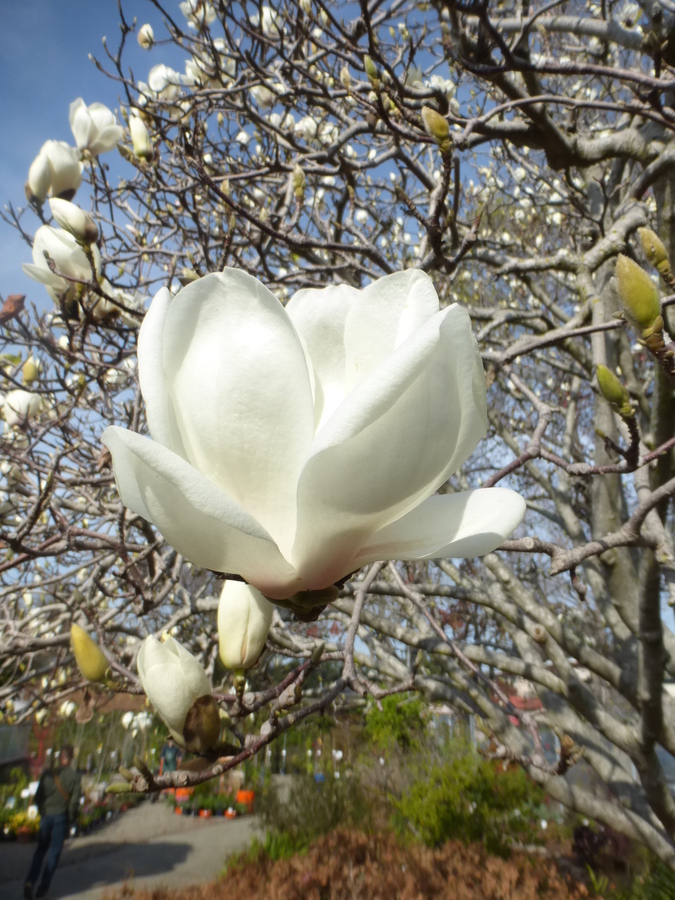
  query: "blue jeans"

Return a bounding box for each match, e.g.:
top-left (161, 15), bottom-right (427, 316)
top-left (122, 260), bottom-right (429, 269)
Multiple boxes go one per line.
top-left (25, 812), bottom-right (68, 894)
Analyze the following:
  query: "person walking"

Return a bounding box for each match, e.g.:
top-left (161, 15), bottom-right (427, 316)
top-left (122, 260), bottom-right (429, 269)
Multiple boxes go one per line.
top-left (24, 744), bottom-right (81, 899)
top-left (159, 735), bottom-right (182, 775)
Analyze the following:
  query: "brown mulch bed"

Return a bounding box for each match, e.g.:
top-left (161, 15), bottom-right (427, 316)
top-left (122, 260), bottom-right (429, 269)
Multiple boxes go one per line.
top-left (105, 828), bottom-right (589, 899)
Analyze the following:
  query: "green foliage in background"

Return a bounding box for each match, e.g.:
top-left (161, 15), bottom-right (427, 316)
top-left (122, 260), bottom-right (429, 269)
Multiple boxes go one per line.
top-left (364, 695), bottom-right (427, 751)
top-left (392, 745), bottom-right (545, 856)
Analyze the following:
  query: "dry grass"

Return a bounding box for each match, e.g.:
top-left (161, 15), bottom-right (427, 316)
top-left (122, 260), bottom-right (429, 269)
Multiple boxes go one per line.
top-left (105, 829), bottom-right (588, 899)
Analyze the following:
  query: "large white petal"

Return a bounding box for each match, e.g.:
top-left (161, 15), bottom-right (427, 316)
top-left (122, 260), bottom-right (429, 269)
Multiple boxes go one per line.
top-left (160, 270), bottom-right (315, 545)
top-left (69, 99), bottom-right (93, 151)
top-left (353, 489), bottom-right (526, 567)
top-left (286, 283), bottom-right (359, 429)
top-left (292, 304), bottom-right (487, 589)
top-left (137, 286), bottom-right (188, 456)
top-left (102, 426), bottom-right (302, 599)
top-left (344, 270), bottom-right (440, 392)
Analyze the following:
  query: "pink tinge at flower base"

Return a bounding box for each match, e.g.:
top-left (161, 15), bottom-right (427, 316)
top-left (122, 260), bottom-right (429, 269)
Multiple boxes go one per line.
top-left (102, 268), bottom-right (526, 601)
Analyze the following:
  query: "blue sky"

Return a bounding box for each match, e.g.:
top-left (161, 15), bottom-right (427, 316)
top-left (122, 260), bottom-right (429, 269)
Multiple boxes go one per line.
top-left (0, 1), bottom-right (169, 304)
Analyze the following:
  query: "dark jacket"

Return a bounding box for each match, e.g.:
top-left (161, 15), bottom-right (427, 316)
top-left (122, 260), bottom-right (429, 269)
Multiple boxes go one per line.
top-left (34, 765), bottom-right (81, 821)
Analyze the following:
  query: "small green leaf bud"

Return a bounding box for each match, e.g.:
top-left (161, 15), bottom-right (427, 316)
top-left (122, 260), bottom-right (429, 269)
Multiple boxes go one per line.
top-left (615, 254), bottom-right (661, 333)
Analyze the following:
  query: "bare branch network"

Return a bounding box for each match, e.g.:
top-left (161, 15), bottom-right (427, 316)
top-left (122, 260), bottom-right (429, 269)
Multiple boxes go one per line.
top-left (4, 0), bottom-right (675, 869)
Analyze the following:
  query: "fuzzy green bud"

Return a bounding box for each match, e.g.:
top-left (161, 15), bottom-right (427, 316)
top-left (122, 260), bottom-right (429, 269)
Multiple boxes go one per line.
top-left (363, 55), bottom-right (379, 88)
top-left (106, 781), bottom-right (133, 794)
top-left (596, 365), bottom-right (632, 417)
top-left (615, 254), bottom-right (661, 333)
top-left (421, 106), bottom-right (452, 153)
top-left (292, 164), bottom-right (306, 199)
top-left (70, 623), bottom-right (109, 683)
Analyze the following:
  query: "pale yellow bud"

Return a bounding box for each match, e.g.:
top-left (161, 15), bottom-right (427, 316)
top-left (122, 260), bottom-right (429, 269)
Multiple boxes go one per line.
top-left (364, 55), bottom-right (379, 88)
top-left (22, 356), bottom-right (41, 385)
top-left (421, 106), bottom-right (452, 152)
top-left (639, 227), bottom-right (670, 271)
top-left (615, 254), bottom-right (661, 333)
top-left (340, 65), bottom-right (351, 89)
top-left (292, 164), bottom-right (306, 199)
top-left (70, 623), bottom-right (109, 683)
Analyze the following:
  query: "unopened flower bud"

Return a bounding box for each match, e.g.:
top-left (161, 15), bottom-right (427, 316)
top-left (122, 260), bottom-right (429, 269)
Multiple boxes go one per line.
top-left (292, 164), bottom-right (306, 199)
top-left (639, 227), bottom-right (668, 268)
top-left (137, 635), bottom-right (213, 744)
top-left (137, 23), bottom-right (154, 49)
top-left (26, 154), bottom-right (51, 205)
top-left (340, 65), bottom-right (351, 89)
top-left (421, 106), bottom-right (452, 153)
top-left (596, 365), bottom-right (632, 417)
top-left (129, 113), bottom-right (154, 161)
top-left (364, 55), bottom-right (379, 88)
top-left (49, 198), bottom-right (99, 245)
top-left (70, 623), bottom-right (109, 683)
top-left (615, 254), bottom-right (661, 333)
top-left (218, 580), bottom-right (274, 670)
top-left (22, 356), bottom-right (41, 385)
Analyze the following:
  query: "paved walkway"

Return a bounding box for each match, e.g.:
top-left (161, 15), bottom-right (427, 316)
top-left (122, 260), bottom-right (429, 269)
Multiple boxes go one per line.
top-left (1, 802), bottom-right (259, 899)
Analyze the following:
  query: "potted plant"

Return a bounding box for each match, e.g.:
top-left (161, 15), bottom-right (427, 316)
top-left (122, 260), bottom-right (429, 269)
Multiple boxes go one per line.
top-left (235, 788), bottom-right (255, 814)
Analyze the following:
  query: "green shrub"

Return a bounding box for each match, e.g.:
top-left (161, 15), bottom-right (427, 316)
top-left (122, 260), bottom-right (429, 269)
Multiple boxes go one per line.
top-left (256, 775), bottom-right (351, 846)
top-left (364, 694), bottom-right (427, 751)
top-left (392, 746), bottom-right (545, 856)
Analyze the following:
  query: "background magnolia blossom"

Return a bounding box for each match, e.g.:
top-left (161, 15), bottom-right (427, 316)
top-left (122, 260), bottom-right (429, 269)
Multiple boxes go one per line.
top-left (103, 268), bottom-right (525, 600)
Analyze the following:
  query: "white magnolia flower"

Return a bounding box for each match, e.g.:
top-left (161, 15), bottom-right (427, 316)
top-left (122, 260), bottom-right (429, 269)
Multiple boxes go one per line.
top-left (295, 115), bottom-right (318, 142)
top-left (139, 65), bottom-right (183, 107)
top-left (69, 99), bottom-right (124, 156)
top-left (129, 113), bottom-right (154, 160)
top-left (180, 0), bottom-right (216, 28)
top-left (3, 390), bottom-right (43, 428)
top-left (251, 5), bottom-right (281, 38)
top-left (137, 635), bottom-right (211, 740)
top-left (184, 40), bottom-right (236, 87)
top-left (218, 581), bottom-right (274, 670)
top-left (103, 269), bottom-right (526, 601)
top-left (138, 23), bottom-right (154, 48)
top-left (23, 225), bottom-right (102, 302)
top-left (250, 84), bottom-right (276, 109)
top-left (26, 141), bottom-right (82, 203)
top-left (48, 198), bottom-right (99, 245)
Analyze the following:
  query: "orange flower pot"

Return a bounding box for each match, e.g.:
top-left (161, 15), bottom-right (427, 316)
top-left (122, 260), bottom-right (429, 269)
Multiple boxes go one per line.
top-left (174, 807), bottom-right (183, 815)
top-left (199, 809), bottom-right (212, 818)
top-left (236, 789), bottom-right (255, 813)
top-left (224, 809), bottom-right (237, 819)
